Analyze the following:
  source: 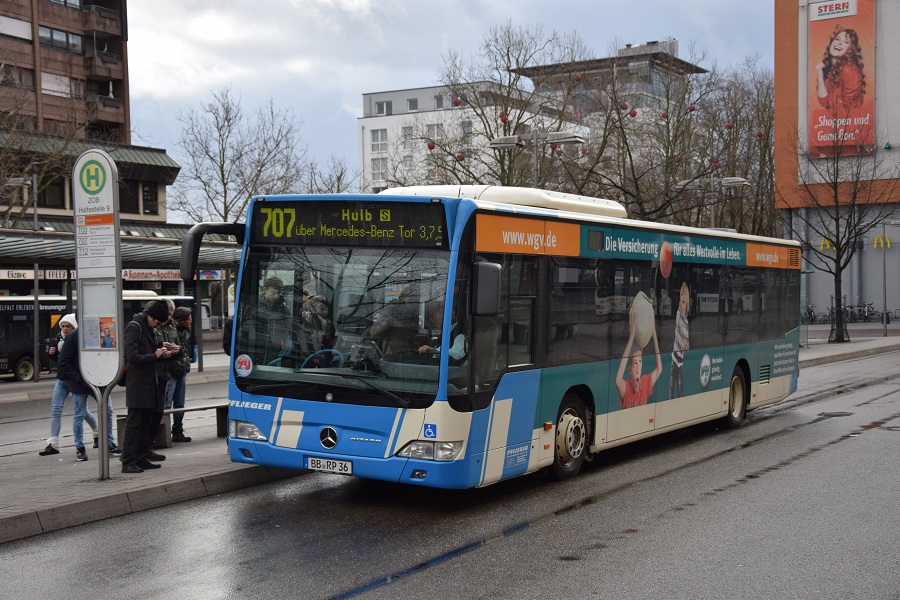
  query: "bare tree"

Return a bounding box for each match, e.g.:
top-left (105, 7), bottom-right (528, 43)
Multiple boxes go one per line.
top-left (171, 87), bottom-right (308, 223)
top-left (781, 117), bottom-right (900, 342)
top-left (419, 22), bottom-right (593, 188)
top-left (304, 155), bottom-right (358, 194)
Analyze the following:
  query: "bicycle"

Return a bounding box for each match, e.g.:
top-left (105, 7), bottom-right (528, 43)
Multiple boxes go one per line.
top-left (858, 302), bottom-right (878, 322)
top-left (803, 304), bottom-right (817, 324)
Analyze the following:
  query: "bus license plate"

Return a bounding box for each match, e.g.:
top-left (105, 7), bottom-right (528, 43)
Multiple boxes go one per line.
top-left (306, 456), bottom-right (352, 475)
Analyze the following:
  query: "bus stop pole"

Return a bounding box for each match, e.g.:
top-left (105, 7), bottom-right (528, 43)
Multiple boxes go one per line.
top-left (90, 384), bottom-right (110, 480)
top-left (32, 174), bottom-right (40, 382)
top-left (195, 277), bottom-right (204, 372)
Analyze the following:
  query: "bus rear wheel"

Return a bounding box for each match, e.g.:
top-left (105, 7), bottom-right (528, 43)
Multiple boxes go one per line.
top-left (15, 356), bottom-right (36, 381)
top-left (550, 394), bottom-right (587, 481)
top-left (723, 366), bottom-right (747, 429)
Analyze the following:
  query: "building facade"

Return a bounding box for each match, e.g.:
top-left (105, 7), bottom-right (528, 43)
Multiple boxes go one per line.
top-left (357, 41), bottom-right (706, 201)
top-left (0, 0), bottom-right (203, 298)
top-left (775, 0), bottom-right (900, 319)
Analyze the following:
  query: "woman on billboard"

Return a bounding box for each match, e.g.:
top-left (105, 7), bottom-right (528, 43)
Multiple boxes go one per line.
top-left (815, 26), bottom-right (867, 111)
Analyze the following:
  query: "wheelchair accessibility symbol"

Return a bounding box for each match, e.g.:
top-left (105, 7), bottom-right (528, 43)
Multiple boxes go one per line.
top-left (423, 423), bottom-right (437, 439)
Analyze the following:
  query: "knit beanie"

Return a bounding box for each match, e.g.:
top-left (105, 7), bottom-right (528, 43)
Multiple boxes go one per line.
top-left (146, 300), bottom-right (170, 322)
top-left (59, 313), bottom-right (78, 329)
top-left (172, 307), bottom-right (192, 322)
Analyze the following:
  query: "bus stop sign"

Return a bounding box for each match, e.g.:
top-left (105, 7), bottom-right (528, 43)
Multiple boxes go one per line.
top-left (72, 149), bottom-right (124, 388)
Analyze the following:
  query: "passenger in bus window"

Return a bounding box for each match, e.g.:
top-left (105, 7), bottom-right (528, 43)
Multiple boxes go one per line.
top-left (244, 276), bottom-right (291, 365)
top-left (294, 293), bottom-right (335, 364)
top-left (418, 301), bottom-right (468, 361)
top-left (370, 294), bottom-right (419, 356)
top-left (670, 282), bottom-right (691, 399)
top-left (616, 292), bottom-right (662, 409)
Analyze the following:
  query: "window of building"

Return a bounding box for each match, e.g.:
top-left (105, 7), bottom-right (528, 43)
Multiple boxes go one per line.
top-left (371, 157), bottom-right (388, 181)
top-left (37, 178), bottom-right (65, 209)
top-left (371, 129), bottom-right (388, 153)
top-left (402, 126), bottom-right (414, 151)
top-left (375, 100), bottom-right (392, 116)
top-left (142, 182), bottom-right (159, 215)
top-left (41, 73), bottom-right (84, 98)
top-left (119, 179), bottom-right (139, 214)
top-left (407, 98), bottom-right (418, 112)
top-left (461, 120), bottom-right (473, 140)
top-left (0, 65), bottom-right (35, 89)
top-left (401, 155), bottom-right (413, 170)
top-left (38, 26), bottom-right (83, 54)
top-left (434, 95), bottom-right (444, 109)
top-left (0, 15), bottom-right (33, 41)
top-left (426, 124), bottom-right (445, 142)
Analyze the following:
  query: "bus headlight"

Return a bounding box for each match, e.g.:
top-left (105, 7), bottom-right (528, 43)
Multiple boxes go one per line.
top-left (397, 441), bottom-right (462, 461)
top-left (229, 420), bottom-right (268, 441)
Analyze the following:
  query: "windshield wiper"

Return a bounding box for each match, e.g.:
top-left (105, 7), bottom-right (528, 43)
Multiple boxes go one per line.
top-left (287, 370), bottom-right (412, 408)
top-left (245, 381), bottom-right (323, 394)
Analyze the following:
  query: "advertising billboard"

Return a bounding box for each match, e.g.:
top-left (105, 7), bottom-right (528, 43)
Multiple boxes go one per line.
top-left (807, 0), bottom-right (876, 158)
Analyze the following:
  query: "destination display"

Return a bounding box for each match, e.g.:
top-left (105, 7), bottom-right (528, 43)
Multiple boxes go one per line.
top-left (250, 201), bottom-right (446, 248)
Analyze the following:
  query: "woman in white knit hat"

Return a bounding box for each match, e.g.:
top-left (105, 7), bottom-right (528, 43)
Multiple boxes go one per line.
top-left (38, 314), bottom-right (105, 460)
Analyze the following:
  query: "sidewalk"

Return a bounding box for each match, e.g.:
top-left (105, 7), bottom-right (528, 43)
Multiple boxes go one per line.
top-left (3, 333), bottom-right (900, 545)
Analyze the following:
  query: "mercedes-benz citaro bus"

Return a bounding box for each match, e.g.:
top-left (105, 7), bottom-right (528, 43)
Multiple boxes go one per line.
top-left (180, 185), bottom-right (800, 489)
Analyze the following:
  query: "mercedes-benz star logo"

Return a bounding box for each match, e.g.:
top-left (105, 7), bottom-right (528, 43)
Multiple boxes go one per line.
top-left (319, 427), bottom-right (338, 449)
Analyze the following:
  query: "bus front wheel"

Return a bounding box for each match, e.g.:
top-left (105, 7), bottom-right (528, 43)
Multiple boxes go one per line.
top-left (550, 394), bottom-right (587, 480)
top-left (723, 366), bottom-right (747, 429)
top-left (15, 356), bottom-right (36, 381)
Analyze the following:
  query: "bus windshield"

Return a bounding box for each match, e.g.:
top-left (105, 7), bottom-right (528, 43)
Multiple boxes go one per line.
top-left (234, 246), bottom-right (459, 403)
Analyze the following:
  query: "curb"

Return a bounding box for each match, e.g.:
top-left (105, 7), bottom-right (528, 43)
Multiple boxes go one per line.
top-left (799, 342), bottom-right (900, 369)
top-left (0, 465), bottom-right (300, 545)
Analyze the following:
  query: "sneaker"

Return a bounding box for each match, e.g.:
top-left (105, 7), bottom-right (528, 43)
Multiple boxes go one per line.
top-left (147, 451), bottom-right (167, 462)
top-left (108, 444), bottom-right (123, 455)
top-left (39, 444), bottom-right (59, 456)
top-left (122, 463), bottom-right (144, 474)
top-left (75, 447), bottom-right (88, 461)
top-left (92, 437), bottom-right (99, 449)
top-left (171, 431), bottom-right (192, 443)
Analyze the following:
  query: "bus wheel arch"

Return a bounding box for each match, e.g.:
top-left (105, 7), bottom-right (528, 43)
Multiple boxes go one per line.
top-left (723, 361), bottom-right (749, 429)
top-left (14, 356), bottom-right (36, 381)
top-left (549, 391), bottom-right (590, 481)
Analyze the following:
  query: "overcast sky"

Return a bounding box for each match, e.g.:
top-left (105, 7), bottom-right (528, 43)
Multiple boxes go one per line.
top-left (127, 1), bottom-right (774, 184)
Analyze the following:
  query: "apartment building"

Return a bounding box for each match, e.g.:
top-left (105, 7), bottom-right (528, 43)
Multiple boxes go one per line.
top-left (0, 0), bottom-right (206, 297)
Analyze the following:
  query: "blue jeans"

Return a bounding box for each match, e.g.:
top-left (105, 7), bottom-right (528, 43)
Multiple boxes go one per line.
top-left (165, 375), bottom-right (187, 430)
top-left (88, 392), bottom-right (116, 446)
top-left (48, 380), bottom-right (97, 449)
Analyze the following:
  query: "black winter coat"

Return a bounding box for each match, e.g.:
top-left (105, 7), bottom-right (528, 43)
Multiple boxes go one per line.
top-left (57, 328), bottom-right (92, 395)
top-left (123, 311), bottom-right (165, 410)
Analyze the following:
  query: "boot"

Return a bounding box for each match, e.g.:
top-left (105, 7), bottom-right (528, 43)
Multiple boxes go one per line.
top-left (171, 429), bottom-right (192, 443)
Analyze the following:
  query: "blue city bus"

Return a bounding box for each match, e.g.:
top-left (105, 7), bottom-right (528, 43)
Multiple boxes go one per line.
top-left (181, 185), bottom-right (801, 488)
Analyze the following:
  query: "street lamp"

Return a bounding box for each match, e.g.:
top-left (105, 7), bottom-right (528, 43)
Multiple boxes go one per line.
top-left (676, 176), bottom-right (749, 228)
top-left (489, 129), bottom-right (585, 187)
top-left (4, 175), bottom-right (40, 381)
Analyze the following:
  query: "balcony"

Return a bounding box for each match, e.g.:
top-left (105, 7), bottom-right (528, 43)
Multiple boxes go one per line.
top-left (84, 52), bottom-right (124, 81)
top-left (82, 5), bottom-right (122, 36)
top-left (86, 94), bottom-right (124, 124)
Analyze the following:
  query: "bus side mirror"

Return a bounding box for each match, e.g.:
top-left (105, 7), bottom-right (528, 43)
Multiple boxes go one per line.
top-left (472, 262), bottom-right (501, 316)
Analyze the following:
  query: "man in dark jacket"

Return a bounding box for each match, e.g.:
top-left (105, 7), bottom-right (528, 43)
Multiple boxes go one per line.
top-left (121, 300), bottom-right (172, 473)
top-left (167, 306), bottom-right (193, 442)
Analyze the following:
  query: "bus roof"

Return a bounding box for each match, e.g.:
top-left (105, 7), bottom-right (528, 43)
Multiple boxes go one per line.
top-left (380, 185), bottom-right (628, 219)
top-left (381, 185), bottom-right (799, 248)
